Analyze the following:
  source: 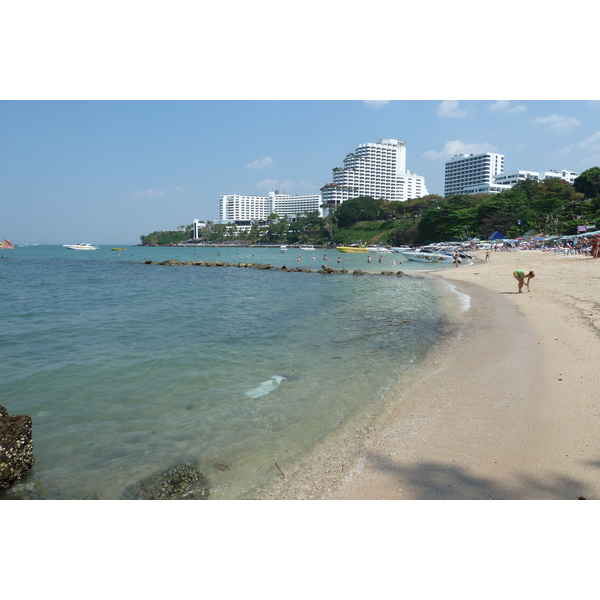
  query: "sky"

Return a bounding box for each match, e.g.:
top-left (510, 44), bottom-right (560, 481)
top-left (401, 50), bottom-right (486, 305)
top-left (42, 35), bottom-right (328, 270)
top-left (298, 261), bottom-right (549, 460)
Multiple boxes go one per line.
top-left (2, 99), bottom-right (599, 244)
top-left (1, 2), bottom-right (597, 247)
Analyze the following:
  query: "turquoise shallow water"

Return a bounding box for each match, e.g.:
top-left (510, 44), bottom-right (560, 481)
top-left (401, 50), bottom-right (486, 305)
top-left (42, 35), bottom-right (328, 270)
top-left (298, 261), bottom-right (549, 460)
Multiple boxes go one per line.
top-left (0, 245), bottom-right (463, 499)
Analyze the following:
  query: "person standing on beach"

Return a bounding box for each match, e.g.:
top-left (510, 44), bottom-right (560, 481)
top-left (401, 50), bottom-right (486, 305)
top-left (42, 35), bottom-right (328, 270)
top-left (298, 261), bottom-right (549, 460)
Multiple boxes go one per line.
top-left (485, 249), bottom-right (491, 262)
top-left (591, 235), bottom-right (600, 259)
top-left (513, 270), bottom-right (535, 293)
top-left (454, 249), bottom-right (460, 268)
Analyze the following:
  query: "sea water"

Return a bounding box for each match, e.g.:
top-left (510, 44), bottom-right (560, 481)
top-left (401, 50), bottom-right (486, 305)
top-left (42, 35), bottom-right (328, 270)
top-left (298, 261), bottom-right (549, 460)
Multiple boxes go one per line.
top-left (0, 245), bottom-right (466, 499)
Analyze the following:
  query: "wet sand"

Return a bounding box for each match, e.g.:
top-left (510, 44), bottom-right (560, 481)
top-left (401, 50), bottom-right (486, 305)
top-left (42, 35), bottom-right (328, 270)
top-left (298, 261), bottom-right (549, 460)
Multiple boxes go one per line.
top-left (263, 248), bottom-right (600, 500)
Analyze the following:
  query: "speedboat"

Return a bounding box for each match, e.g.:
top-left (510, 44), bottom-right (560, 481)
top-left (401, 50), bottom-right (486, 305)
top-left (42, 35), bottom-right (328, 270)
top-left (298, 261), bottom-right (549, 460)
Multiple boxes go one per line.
top-left (336, 245), bottom-right (368, 253)
top-left (63, 243), bottom-right (99, 250)
top-left (365, 246), bottom-right (394, 253)
top-left (400, 250), bottom-right (460, 263)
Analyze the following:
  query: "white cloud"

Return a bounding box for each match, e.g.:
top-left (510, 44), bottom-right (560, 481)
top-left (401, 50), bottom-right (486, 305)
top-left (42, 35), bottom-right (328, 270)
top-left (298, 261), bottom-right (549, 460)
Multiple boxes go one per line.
top-left (533, 114), bottom-right (580, 133)
top-left (555, 130), bottom-right (600, 161)
top-left (363, 100), bottom-right (390, 109)
top-left (245, 156), bottom-right (274, 169)
top-left (423, 140), bottom-right (498, 160)
top-left (129, 189), bottom-right (166, 199)
top-left (488, 100), bottom-right (526, 113)
top-left (437, 100), bottom-right (468, 119)
top-left (256, 179), bottom-right (295, 190)
top-left (173, 186), bottom-right (185, 193)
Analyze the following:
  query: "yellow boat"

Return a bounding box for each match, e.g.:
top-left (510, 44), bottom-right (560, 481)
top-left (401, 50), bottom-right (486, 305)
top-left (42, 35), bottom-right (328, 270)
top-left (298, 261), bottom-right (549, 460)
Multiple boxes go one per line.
top-left (336, 246), bottom-right (368, 253)
top-left (111, 248), bottom-right (128, 251)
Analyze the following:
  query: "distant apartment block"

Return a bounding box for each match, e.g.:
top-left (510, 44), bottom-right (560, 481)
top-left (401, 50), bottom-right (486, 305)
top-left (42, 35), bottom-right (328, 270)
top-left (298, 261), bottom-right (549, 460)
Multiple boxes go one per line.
top-left (444, 152), bottom-right (505, 196)
top-left (445, 153), bottom-right (578, 196)
top-left (321, 138), bottom-right (428, 215)
top-left (219, 190), bottom-right (323, 226)
top-left (494, 169), bottom-right (578, 189)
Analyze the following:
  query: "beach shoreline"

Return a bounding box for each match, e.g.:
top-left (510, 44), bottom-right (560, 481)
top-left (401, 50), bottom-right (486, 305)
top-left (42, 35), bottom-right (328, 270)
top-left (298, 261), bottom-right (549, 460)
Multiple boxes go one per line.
top-left (260, 249), bottom-right (600, 500)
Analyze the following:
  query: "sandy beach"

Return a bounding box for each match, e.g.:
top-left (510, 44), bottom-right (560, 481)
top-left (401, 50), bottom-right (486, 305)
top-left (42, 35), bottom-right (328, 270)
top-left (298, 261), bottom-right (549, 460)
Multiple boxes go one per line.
top-left (262, 247), bottom-right (600, 500)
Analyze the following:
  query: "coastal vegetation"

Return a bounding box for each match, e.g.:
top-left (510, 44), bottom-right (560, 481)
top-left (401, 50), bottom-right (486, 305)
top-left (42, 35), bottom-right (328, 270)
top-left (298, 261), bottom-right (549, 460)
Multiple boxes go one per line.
top-left (140, 168), bottom-right (600, 246)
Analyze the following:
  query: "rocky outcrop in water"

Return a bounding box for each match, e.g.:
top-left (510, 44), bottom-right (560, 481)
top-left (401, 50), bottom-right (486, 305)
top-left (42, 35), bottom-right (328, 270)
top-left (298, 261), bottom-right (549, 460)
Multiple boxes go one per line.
top-left (0, 405), bottom-right (34, 489)
top-left (144, 259), bottom-right (413, 279)
top-left (121, 463), bottom-right (211, 500)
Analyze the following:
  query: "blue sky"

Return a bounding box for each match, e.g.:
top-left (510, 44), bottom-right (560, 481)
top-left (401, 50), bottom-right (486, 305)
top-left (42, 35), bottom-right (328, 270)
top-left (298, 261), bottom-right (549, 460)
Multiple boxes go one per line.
top-left (2, 100), bottom-right (599, 244)
top-left (1, 3), bottom-right (597, 245)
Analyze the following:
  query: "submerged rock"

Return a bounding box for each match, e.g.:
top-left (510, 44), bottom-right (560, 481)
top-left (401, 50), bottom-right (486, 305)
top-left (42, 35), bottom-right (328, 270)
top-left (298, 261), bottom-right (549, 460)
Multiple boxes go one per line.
top-left (121, 463), bottom-right (211, 500)
top-left (0, 405), bottom-right (34, 489)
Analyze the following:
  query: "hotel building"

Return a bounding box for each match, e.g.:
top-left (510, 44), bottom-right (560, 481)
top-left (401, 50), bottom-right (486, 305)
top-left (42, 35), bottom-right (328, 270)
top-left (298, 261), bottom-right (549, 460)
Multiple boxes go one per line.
top-left (444, 152), bottom-right (505, 196)
top-left (218, 190), bottom-right (323, 228)
top-left (321, 138), bottom-right (428, 215)
top-left (445, 154), bottom-right (578, 196)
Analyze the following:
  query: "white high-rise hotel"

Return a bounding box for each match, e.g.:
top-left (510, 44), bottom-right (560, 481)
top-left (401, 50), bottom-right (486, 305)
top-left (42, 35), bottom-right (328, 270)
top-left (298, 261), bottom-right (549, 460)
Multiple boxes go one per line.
top-left (444, 152), bottom-right (578, 196)
top-left (219, 190), bottom-right (323, 223)
top-left (444, 153), bottom-right (505, 196)
top-left (321, 138), bottom-right (428, 214)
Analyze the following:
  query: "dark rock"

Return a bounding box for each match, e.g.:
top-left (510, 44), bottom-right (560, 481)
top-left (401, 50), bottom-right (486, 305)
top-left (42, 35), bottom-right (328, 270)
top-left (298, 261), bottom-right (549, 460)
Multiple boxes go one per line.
top-left (121, 463), bottom-right (211, 500)
top-left (0, 405), bottom-right (34, 489)
top-left (353, 269), bottom-right (365, 275)
top-left (321, 265), bottom-right (336, 274)
top-left (160, 259), bottom-right (182, 266)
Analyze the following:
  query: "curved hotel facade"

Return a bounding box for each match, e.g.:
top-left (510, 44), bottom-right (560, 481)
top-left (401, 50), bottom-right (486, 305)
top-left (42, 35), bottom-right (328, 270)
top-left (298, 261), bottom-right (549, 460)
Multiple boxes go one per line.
top-left (321, 138), bottom-right (428, 215)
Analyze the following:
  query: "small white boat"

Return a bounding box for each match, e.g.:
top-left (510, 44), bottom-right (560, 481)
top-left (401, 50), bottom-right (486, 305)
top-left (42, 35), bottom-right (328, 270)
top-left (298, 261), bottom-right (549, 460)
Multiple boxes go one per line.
top-left (299, 245), bottom-right (315, 251)
top-left (365, 246), bottom-right (394, 253)
top-left (63, 243), bottom-right (99, 250)
top-left (400, 250), bottom-right (460, 264)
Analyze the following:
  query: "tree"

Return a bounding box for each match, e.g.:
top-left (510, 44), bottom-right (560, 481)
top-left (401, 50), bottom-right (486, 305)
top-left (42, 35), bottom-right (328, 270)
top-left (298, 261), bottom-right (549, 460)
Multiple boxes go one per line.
top-left (574, 167), bottom-right (600, 199)
top-left (334, 196), bottom-right (383, 228)
top-left (417, 194), bottom-right (481, 242)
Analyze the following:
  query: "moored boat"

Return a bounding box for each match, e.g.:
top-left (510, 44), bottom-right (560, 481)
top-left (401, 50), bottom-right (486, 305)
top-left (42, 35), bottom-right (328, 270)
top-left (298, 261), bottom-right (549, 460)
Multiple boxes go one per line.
top-left (63, 243), bottom-right (99, 250)
top-left (400, 250), bottom-right (460, 263)
top-left (365, 246), bottom-right (394, 253)
top-left (336, 245), bottom-right (368, 253)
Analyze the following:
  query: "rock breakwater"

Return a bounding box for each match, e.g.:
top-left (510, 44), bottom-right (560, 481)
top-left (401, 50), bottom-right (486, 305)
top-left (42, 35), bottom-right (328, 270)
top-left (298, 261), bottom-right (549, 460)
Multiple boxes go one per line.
top-left (144, 259), bottom-right (410, 278)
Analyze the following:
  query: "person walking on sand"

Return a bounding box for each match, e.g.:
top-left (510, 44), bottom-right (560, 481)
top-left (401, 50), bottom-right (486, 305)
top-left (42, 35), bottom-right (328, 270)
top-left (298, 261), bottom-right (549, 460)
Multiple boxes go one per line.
top-left (513, 269), bottom-right (535, 293)
top-left (454, 249), bottom-right (460, 268)
top-left (485, 249), bottom-right (491, 262)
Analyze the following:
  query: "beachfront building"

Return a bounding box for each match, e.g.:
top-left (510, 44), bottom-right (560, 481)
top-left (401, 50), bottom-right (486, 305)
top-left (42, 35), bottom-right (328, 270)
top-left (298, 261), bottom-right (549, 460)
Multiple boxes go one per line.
top-left (445, 155), bottom-right (579, 196)
top-left (542, 169), bottom-right (578, 185)
top-left (320, 138), bottom-right (428, 215)
top-left (494, 169), bottom-right (579, 188)
top-left (444, 152), bottom-right (505, 196)
top-left (218, 190), bottom-right (322, 231)
top-left (493, 170), bottom-right (541, 188)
